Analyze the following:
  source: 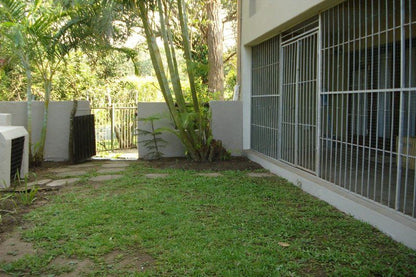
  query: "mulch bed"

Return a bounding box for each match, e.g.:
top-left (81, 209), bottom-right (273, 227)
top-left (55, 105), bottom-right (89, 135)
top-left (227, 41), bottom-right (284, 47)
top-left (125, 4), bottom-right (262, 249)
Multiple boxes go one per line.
top-left (142, 156), bottom-right (262, 171)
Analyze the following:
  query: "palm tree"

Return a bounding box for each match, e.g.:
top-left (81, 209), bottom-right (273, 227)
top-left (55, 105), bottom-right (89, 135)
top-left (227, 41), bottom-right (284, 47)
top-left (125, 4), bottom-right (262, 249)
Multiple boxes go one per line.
top-left (0, 0), bottom-right (110, 164)
top-left (0, 0), bottom-right (38, 162)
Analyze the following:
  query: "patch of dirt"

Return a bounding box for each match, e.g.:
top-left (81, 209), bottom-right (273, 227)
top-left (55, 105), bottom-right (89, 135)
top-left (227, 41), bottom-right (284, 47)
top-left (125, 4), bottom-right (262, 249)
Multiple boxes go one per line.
top-left (0, 189), bottom-right (57, 243)
top-left (0, 229), bottom-right (37, 263)
top-left (143, 156), bottom-right (262, 171)
top-left (50, 256), bottom-right (94, 277)
top-left (104, 249), bottom-right (154, 273)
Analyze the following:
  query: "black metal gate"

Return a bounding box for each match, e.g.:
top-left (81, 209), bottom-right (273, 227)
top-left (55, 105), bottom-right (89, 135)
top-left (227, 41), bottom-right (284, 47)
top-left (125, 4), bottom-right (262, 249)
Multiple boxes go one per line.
top-left (72, 114), bottom-right (96, 163)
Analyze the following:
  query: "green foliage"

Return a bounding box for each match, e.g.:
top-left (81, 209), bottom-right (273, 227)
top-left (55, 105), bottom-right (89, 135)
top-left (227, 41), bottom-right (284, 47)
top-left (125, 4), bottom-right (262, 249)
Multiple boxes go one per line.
top-left (14, 172), bottom-right (38, 206)
top-left (138, 115), bottom-right (167, 160)
top-left (224, 52), bottom-right (237, 99)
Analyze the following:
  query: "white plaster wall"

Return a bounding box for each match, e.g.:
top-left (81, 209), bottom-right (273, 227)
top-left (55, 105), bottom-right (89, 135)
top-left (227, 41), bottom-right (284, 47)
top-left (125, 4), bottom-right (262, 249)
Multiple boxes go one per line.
top-left (0, 101), bottom-right (90, 161)
top-left (0, 113), bottom-right (12, 126)
top-left (137, 102), bottom-right (185, 158)
top-left (242, 0), bottom-right (343, 46)
top-left (137, 102), bottom-right (244, 158)
top-left (210, 101), bottom-right (243, 156)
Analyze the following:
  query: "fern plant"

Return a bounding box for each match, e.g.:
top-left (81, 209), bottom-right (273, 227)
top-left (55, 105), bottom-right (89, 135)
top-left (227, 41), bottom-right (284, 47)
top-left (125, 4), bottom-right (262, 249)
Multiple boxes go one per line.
top-left (138, 115), bottom-right (167, 160)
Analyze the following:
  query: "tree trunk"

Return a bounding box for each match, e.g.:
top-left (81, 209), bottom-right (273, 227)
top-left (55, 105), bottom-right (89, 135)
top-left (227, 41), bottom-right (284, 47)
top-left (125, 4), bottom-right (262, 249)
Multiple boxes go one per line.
top-left (36, 78), bottom-right (52, 164)
top-left (207, 0), bottom-right (224, 99)
top-left (21, 54), bottom-right (34, 164)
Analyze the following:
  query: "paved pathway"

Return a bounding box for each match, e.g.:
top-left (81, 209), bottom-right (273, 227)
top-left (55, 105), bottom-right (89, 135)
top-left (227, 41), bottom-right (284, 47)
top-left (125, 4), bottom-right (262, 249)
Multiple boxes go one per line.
top-left (17, 160), bottom-right (276, 190)
top-left (30, 161), bottom-right (131, 188)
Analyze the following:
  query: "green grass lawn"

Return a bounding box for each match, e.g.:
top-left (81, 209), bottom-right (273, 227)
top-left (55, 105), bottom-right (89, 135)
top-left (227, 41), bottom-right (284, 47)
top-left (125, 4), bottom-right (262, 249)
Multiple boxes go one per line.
top-left (1, 163), bottom-right (415, 276)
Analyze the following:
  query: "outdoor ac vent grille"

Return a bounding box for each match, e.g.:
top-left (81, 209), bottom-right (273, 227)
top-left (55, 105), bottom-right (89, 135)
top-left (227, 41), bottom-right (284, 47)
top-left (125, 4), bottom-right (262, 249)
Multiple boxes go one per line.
top-left (10, 136), bottom-right (24, 181)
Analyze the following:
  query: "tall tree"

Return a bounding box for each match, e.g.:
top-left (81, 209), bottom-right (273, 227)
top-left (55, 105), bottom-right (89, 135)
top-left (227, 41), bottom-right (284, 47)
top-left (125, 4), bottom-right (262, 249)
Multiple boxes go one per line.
top-left (0, 0), bottom-right (115, 164)
top-left (0, 0), bottom-right (40, 162)
top-left (121, 0), bottom-right (228, 161)
top-left (206, 0), bottom-right (224, 99)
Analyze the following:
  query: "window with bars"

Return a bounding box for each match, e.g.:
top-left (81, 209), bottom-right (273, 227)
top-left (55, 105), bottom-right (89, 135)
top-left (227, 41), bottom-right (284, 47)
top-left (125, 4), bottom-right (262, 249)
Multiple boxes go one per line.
top-left (250, 0), bottom-right (416, 218)
top-left (251, 36), bottom-right (280, 159)
top-left (321, 0), bottom-right (416, 217)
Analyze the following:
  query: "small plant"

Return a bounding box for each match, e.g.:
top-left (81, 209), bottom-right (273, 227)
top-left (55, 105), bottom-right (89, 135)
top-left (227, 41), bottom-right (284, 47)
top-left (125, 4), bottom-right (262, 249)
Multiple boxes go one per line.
top-left (15, 172), bottom-right (38, 205)
top-left (138, 115), bottom-right (167, 160)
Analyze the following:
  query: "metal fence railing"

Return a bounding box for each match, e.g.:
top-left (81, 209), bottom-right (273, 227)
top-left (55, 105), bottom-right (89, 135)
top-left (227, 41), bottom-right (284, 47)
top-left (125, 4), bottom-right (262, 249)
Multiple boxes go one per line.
top-left (91, 105), bottom-right (137, 152)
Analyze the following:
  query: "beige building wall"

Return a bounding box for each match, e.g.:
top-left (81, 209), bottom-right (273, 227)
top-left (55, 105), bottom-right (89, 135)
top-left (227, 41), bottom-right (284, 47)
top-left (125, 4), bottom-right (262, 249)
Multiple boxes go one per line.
top-left (241, 0), bottom-right (344, 150)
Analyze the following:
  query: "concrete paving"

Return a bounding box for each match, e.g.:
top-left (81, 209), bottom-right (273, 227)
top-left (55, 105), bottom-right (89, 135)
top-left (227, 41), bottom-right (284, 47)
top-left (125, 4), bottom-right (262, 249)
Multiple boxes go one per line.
top-left (56, 170), bottom-right (88, 178)
top-left (50, 167), bottom-right (77, 173)
top-left (145, 173), bottom-right (169, 179)
top-left (196, 173), bottom-right (223, 177)
top-left (68, 163), bottom-right (98, 168)
top-left (47, 178), bottom-right (81, 187)
top-left (27, 179), bottom-right (52, 187)
top-left (90, 175), bottom-right (123, 182)
top-left (96, 168), bottom-right (123, 174)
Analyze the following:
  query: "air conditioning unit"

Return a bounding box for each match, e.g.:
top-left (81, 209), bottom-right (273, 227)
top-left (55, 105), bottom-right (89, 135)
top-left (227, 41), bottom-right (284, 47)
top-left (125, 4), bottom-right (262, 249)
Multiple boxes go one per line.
top-left (0, 114), bottom-right (29, 188)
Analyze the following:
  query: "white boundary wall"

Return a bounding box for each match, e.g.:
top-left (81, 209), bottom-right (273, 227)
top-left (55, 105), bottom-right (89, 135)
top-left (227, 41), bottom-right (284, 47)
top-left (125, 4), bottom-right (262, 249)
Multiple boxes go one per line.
top-left (0, 101), bottom-right (90, 161)
top-left (137, 101), bottom-right (243, 158)
top-left (137, 102), bottom-right (185, 158)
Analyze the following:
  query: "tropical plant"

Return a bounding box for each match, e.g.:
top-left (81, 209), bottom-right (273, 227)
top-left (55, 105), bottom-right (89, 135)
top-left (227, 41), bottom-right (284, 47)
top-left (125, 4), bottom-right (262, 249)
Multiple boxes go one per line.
top-left (0, 0), bottom-right (37, 162)
top-left (138, 115), bottom-right (167, 160)
top-left (15, 172), bottom-right (38, 205)
top-left (0, 0), bottom-right (121, 165)
top-left (123, 0), bottom-right (229, 161)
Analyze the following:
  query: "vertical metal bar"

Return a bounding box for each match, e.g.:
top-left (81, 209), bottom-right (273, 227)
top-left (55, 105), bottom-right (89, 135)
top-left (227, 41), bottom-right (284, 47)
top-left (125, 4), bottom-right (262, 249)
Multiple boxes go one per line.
top-left (396, 0), bottom-right (405, 211)
top-left (368, 5), bottom-right (375, 198)
top-left (410, 0), bottom-right (416, 218)
top-left (110, 105), bottom-right (114, 152)
top-left (280, 44), bottom-right (284, 161)
top-left (350, 0), bottom-right (356, 192)
top-left (334, 4), bottom-right (341, 184)
top-left (356, 0), bottom-right (362, 194)
top-left (325, 10), bottom-right (331, 180)
top-left (375, 0), bottom-right (381, 202)
top-left (362, 0), bottom-right (368, 197)
top-left (329, 9), bottom-right (335, 183)
top-left (317, 13), bottom-right (322, 177)
top-left (295, 41), bottom-right (300, 166)
top-left (403, 0), bottom-right (412, 215)
top-left (403, 0), bottom-right (412, 214)
top-left (382, 0), bottom-right (389, 204)
top-left (388, 0), bottom-right (396, 208)
top-left (340, 2), bottom-right (346, 187)
top-left (344, 1), bottom-right (350, 189)
top-left (303, 37), bottom-right (307, 168)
